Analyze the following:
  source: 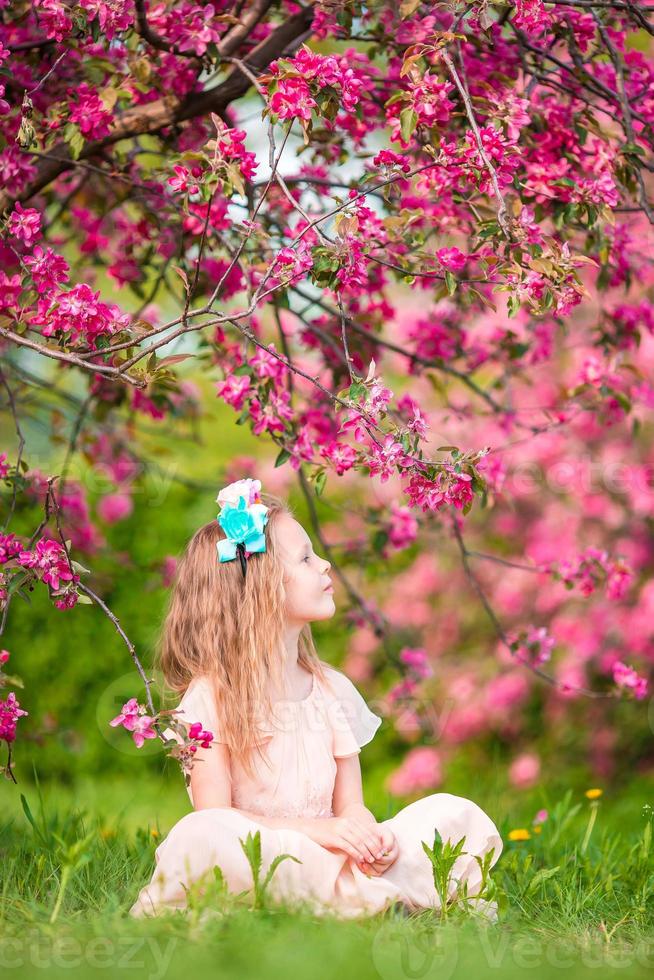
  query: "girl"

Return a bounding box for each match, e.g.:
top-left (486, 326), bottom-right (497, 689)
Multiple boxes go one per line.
top-left (129, 478), bottom-right (503, 920)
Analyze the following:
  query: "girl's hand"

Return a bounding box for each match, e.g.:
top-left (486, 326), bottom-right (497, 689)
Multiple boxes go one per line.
top-left (302, 815), bottom-right (387, 865)
top-left (353, 825), bottom-right (399, 877)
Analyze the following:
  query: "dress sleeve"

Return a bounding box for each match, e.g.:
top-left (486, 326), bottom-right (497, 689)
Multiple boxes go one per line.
top-left (322, 665), bottom-right (383, 758)
top-left (161, 676), bottom-right (223, 745)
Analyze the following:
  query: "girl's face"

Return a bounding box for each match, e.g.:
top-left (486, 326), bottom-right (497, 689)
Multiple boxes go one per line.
top-left (275, 513), bottom-right (335, 624)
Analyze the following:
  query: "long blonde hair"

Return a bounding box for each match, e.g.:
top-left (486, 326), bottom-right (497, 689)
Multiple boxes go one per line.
top-left (155, 492), bottom-right (331, 778)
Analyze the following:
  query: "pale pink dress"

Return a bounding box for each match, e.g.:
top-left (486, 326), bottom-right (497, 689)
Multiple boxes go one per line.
top-left (129, 662), bottom-right (503, 919)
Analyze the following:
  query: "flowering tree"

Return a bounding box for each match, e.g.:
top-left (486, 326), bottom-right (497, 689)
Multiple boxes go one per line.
top-left (1, 0), bottom-right (653, 789)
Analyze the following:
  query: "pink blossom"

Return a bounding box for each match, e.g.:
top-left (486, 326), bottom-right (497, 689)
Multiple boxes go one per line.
top-left (270, 78), bottom-right (316, 121)
top-left (507, 624), bottom-right (555, 667)
top-left (0, 691), bottom-right (28, 742)
top-left (175, 3), bottom-right (223, 55)
top-left (319, 440), bottom-right (358, 475)
top-left (97, 492), bottom-right (133, 524)
top-left (509, 752), bottom-right (541, 788)
top-left (34, 0), bottom-right (73, 41)
top-left (24, 246), bottom-right (70, 294)
top-left (39, 283), bottom-right (130, 348)
top-left (365, 434), bottom-right (413, 483)
top-left (612, 660), bottom-right (648, 700)
top-left (387, 504), bottom-right (418, 550)
top-left (6, 202), bottom-right (42, 247)
top-left (386, 746), bottom-right (443, 796)
top-left (512, 0), bottom-right (555, 36)
top-left (109, 697), bottom-right (157, 748)
top-left (131, 389), bottom-right (166, 420)
top-left (249, 391), bottom-right (293, 435)
top-left (79, 0), bottom-right (132, 39)
top-left (68, 82), bottom-right (113, 140)
top-left (373, 149), bottom-right (411, 173)
top-left (167, 164), bottom-right (200, 195)
top-left (399, 646), bottom-right (433, 680)
top-left (188, 721), bottom-right (214, 749)
top-left (435, 247), bottom-right (467, 272)
top-left (0, 532), bottom-right (22, 563)
top-left (216, 374), bottom-right (252, 411)
top-left (18, 538), bottom-right (79, 591)
top-left (160, 555), bottom-right (178, 588)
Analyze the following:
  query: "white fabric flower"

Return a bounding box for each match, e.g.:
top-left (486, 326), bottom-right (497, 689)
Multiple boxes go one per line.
top-left (216, 478), bottom-right (262, 508)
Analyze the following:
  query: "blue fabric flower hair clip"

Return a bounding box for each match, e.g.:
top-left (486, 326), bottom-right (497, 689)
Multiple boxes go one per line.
top-left (215, 478), bottom-right (270, 581)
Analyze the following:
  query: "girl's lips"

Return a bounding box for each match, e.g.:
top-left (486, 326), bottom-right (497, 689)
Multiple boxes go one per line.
top-left (323, 583), bottom-right (334, 592)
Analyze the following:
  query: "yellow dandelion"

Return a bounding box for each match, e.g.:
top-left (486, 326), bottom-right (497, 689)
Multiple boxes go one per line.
top-left (533, 825), bottom-right (542, 834)
top-left (100, 827), bottom-right (115, 840)
top-left (151, 828), bottom-right (160, 838)
top-left (508, 828), bottom-right (531, 841)
top-left (585, 788), bottom-right (603, 799)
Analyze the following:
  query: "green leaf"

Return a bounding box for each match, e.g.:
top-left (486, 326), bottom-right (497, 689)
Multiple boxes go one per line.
top-left (444, 270), bottom-right (457, 296)
top-left (399, 107), bottom-right (418, 143)
top-left (526, 866), bottom-right (561, 894)
top-left (274, 448), bottom-right (292, 468)
top-left (315, 471), bottom-right (327, 496)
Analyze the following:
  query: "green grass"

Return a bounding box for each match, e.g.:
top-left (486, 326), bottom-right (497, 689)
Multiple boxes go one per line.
top-left (1, 773), bottom-right (653, 980)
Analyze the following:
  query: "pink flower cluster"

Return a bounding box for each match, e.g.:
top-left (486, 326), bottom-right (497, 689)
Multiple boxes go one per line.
top-left (387, 503), bottom-right (418, 551)
top-left (403, 467), bottom-right (475, 512)
top-left (506, 624), bottom-right (555, 668)
top-left (68, 82), bottom-right (113, 140)
top-left (187, 720), bottom-right (213, 750)
top-left (272, 241), bottom-right (314, 285)
top-left (110, 697), bottom-right (216, 751)
top-left (0, 691), bottom-right (28, 742)
top-left (386, 745), bottom-right (442, 797)
top-left (18, 537), bottom-right (78, 591)
top-left (109, 697), bottom-right (157, 748)
top-left (612, 660), bottom-right (648, 700)
top-left (209, 121), bottom-right (258, 182)
top-left (399, 646), bottom-right (433, 680)
top-left (149, 1), bottom-right (227, 56)
top-left (37, 283), bottom-right (131, 348)
top-left (6, 202), bottom-right (41, 246)
top-left (542, 547), bottom-right (633, 600)
top-left (268, 45), bottom-right (363, 122)
top-left (509, 751), bottom-right (541, 788)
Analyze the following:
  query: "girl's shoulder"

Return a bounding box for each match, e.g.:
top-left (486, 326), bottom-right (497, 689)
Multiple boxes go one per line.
top-left (171, 673), bottom-right (221, 737)
top-left (315, 660), bottom-right (382, 750)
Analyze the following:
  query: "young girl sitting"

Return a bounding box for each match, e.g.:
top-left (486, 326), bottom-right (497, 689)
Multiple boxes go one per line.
top-left (129, 478), bottom-right (502, 920)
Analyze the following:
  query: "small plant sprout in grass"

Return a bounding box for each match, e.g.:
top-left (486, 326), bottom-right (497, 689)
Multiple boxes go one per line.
top-left (184, 863), bottom-right (237, 927)
top-left (239, 829), bottom-right (302, 911)
top-left (420, 828), bottom-right (499, 921)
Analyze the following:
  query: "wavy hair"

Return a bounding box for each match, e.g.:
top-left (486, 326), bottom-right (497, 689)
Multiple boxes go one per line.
top-left (155, 492), bottom-right (333, 779)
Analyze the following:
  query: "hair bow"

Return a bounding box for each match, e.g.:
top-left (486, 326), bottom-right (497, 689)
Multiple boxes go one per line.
top-left (215, 479), bottom-right (269, 580)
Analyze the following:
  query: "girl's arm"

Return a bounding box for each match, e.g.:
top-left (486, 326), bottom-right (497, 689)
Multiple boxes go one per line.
top-left (331, 754), bottom-right (399, 875)
top-left (332, 754), bottom-right (377, 826)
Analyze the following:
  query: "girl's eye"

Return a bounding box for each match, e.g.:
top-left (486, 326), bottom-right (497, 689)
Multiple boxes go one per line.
top-left (303, 555), bottom-right (311, 562)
